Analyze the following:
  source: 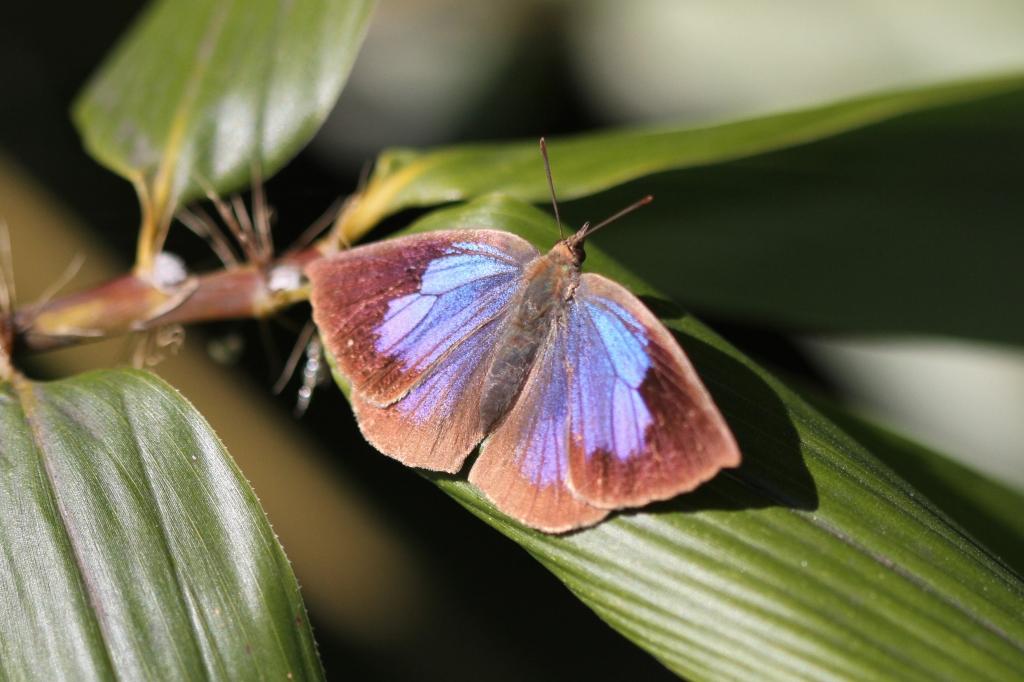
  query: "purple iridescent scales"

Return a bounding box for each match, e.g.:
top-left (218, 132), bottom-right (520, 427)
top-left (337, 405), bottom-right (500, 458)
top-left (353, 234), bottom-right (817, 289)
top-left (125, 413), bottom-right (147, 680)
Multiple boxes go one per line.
top-left (568, 292), bottom-right (653, 463)
top-left (308, 231), bottom-right (535, 472)
top-left (375, 240), bottom-right (522, 378)
top-left (566, 274), bottom-right (741, 509)
top-left (471, 314), bottom-right (608, 528)
top-left (307, 229), bottom-right (740, 532)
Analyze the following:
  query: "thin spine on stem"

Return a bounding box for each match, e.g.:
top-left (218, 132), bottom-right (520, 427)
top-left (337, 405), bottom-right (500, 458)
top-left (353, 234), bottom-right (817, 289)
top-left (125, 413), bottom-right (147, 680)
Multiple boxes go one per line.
top-left (0, 221), bottom-right (14, 320)
top-left (176, 205), bottom-right (241, 268)
top-left (273, 320), bottom-right (326, 416)
top-left (0, 221), bottom-right (16, 378)
top-left (34, 255), bottom-right (87, 310)
top-left (274, 320), bottom-right (317, 395)
top-left (250, 162), bottom-right (274, 261)
top-left (195, 177), bottom-right (272, 266)
top-left (286, 197), bottom-right (345, 256)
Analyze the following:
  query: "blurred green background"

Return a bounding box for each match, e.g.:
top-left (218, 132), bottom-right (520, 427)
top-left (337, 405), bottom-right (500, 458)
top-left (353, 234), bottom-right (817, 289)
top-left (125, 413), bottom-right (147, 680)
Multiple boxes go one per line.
top-left (2, 1), bottom-right (1022, 679)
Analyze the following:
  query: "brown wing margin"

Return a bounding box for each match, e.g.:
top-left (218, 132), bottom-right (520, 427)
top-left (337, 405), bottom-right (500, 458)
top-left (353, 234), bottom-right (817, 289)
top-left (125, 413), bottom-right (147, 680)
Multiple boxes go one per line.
top-left (566, 274), bottom-right (741, 509)
top-left (307, 230), bottom-right (538, 406)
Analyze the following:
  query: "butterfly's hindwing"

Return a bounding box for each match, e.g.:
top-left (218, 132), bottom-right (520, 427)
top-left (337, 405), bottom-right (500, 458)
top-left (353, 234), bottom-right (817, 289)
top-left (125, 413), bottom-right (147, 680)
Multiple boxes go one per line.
top-left (351, 315), bottom-right (504, 472)
top-left (469, 320), bottom-right (608, 532)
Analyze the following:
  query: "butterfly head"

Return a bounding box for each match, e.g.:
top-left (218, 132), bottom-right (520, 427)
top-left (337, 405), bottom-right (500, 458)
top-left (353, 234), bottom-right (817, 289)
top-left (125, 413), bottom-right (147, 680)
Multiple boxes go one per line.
top-left (560, 225), bottom-right (590, 265)
top-left (538, 137), bottom-right (652, 265)
top-left (555, 194), bottom-right (655, 268)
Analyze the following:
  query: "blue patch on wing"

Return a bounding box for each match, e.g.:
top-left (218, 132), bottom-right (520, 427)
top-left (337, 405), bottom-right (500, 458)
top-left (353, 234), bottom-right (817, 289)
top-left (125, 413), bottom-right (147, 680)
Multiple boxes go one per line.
top-left (375, 243), bottom-right (522, 372)
top-left (419, 254), bottom-right (515, 295)
top-left (377, 294), bottom-right (434, 350)
top-left (393, 318), bottom-right (501, 425)
top-left (505, 330), bottom-right (571, 487)
top-left (568, 296), bottom-right (653, 462)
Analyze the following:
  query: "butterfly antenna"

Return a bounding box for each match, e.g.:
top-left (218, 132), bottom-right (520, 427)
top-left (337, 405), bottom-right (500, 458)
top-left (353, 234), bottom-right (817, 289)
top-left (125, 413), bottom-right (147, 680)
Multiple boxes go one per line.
top-left (581, 195), bottom-right (654, 240)
top-left (539, 138), bottom-right (563, 239)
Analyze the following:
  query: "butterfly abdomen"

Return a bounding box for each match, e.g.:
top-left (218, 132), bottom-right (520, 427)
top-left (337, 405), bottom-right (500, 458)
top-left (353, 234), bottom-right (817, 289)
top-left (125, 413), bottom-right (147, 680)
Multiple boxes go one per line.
top-left (479, 251), bottom-right (576, 432)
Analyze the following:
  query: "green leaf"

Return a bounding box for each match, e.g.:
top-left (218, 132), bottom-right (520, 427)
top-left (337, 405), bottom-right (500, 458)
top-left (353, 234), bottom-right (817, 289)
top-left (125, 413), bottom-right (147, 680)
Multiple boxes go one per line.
top-left (567, 88), bottom-right (1024, 345)
top-left (326, 195), bottom-right (1024, 681)
top-left (818, 403), bottom-right (1024, 576)
top-left (0, 370), bottom-right (322, 680)
top-left (73, 0), bottom-right (374, 211)
top-left (342, 72), bottom-right (1024, 239)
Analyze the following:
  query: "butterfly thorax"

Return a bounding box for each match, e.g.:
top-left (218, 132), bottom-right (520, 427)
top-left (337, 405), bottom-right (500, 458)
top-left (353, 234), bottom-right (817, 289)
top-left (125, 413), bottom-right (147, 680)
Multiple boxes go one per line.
top-left (478, 244), bottom-right (581, 432)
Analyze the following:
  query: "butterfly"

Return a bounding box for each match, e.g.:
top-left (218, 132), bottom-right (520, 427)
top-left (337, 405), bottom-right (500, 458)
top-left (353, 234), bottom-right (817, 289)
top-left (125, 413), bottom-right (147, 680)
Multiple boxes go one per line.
top-left (306, 141), bottom-right (740, 532)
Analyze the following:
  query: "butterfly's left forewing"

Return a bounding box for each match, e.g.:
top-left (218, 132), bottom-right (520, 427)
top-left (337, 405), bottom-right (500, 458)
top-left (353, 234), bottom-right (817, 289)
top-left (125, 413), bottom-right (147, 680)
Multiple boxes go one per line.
top-left (308, 230), bottom-right (539, 472)
top-left (565, 274), bottom-right (741, 509)
top-left (308, 230), bottom-right (538, 407)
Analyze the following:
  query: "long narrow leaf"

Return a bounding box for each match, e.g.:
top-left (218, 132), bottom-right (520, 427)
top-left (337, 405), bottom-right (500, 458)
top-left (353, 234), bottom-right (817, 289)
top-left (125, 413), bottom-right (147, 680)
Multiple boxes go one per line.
top-left (565, 88), bottom-right (1024, 345)
top-left (0, 370), bottom-right (322, 680)
top-left (319, 195), bottom-right (1024, 680)
top-left (341, 73), bottom-right (1024, 239)
top-left (820, 403), bottom-right (1024, 575)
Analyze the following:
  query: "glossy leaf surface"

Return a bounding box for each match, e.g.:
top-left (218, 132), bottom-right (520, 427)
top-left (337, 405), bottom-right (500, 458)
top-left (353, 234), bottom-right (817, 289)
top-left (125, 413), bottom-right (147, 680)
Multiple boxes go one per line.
top-left (342, 73), bottom-right (1024, 239)
top-left (318, 195), bottom-right (1024, 681)
top-left (570, 88), bottom-right (1024, 344)
top-left (0, 370), bottom-right (322, 680)
top-left (73, 0), bottom-right (375, 213)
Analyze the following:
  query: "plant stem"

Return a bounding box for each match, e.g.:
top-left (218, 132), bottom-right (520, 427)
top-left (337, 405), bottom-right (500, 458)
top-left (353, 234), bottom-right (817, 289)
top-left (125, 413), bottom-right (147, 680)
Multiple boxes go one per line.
top-left (9, 246), bottom-right (324, 356)
top-left (0, 317), bottom-right (12, 381)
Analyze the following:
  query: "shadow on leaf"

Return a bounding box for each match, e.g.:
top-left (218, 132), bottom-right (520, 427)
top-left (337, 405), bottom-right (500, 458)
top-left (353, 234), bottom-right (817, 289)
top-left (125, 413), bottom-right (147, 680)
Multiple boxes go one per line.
top-left (640, 296), bottom-right (818, 516)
